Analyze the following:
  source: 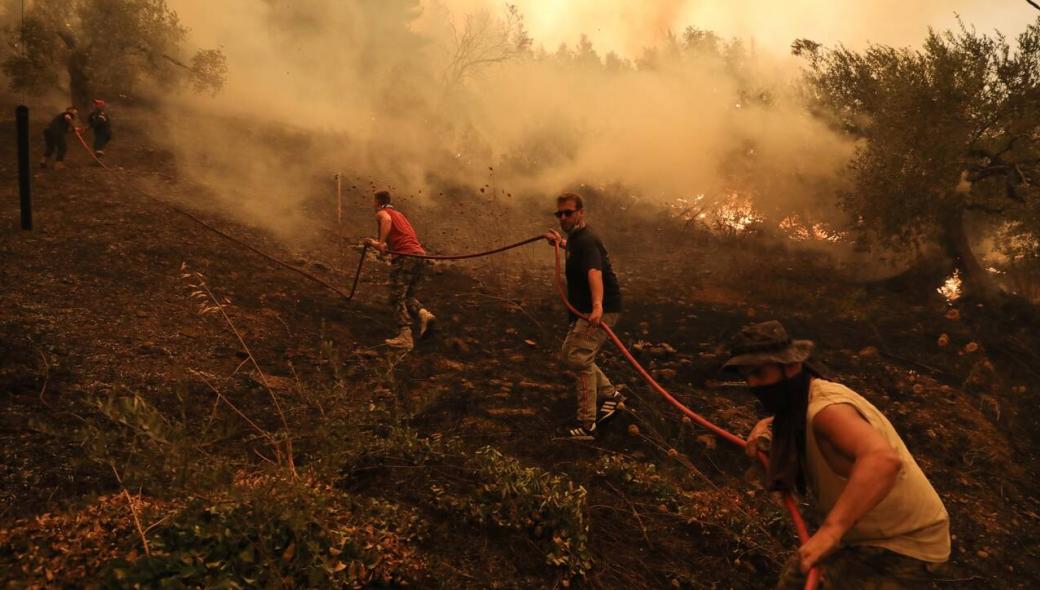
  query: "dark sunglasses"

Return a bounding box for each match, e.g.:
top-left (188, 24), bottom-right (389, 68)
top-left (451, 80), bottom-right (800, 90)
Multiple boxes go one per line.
top-left (554, 208), bottom-right (581, 219)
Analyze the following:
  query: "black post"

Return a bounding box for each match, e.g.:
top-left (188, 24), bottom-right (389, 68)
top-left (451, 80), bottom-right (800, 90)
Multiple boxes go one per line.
top-left (16, 105), bottom-right (31, 230)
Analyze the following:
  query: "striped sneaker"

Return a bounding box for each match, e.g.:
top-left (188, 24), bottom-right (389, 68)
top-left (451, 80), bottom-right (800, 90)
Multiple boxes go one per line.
top-left (563, 422), bottom-right (596, 440)
top-left (598, 387), bottom-right (627, 423)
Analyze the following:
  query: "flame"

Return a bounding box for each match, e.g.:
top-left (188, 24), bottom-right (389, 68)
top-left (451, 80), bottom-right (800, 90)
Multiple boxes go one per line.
top-left (672, 195), bottom-right (760, 231)
top-left (778, 216), bottom-right (846, 242)
top-left (670, 196), bottom-right (846, 239)
top-left (703, 194), bottom-right (762, 233)
top-left (938, 269), bottom-right (963, 302)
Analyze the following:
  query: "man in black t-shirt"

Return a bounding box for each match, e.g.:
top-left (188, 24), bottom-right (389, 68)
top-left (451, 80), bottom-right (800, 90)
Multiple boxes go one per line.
top-left (88, 99), bottom-right (113, 157)
top-left (544, 192), bottom-right (624, 440)
top-left (40, 107), bottom-right (79, 170)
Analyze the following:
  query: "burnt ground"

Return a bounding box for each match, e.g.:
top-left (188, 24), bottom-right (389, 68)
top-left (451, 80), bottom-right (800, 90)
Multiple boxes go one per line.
top-left (2, 110), bottom-right (1040, 589)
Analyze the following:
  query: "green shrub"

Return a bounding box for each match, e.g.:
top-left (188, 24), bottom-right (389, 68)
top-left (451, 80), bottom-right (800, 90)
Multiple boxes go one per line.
top-left (432, 446), bottom-right (592, 579)
top-left (100, 475), bottom-right (424, 589)
top-left (595, 454), bottom-right (681, 508)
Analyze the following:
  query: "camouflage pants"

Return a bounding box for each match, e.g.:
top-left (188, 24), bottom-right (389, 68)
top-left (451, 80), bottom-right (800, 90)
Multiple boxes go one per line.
top-left (388, 257), bottom-right (426, 328)
top-left (561, 314), bottom-right (620, 423)
top-left (775, 545), bottom-right (943, 590)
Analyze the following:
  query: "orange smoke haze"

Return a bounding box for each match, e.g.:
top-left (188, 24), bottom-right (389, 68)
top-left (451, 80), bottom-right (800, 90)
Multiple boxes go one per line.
top-left (155, 1), bottom-right (1033, 238)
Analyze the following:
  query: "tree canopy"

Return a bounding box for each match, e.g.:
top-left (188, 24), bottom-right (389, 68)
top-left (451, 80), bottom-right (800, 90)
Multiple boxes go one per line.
top-left (794, 19), bottom-right (1040, 298)
top-left (3, 0), bottom-right (226, 105)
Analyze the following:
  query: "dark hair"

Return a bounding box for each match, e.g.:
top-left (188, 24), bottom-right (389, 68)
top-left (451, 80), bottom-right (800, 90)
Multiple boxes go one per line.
top-left (374, 191), bottom-right (392, 206)
top-left (556, 192), bottom-right (583, 209)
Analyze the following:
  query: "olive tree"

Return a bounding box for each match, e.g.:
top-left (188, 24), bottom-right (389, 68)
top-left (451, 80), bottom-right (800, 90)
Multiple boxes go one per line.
top-left (794, 19), bottom-right (1040, 300)
top-left (3, 0), bottom-right (226, 106)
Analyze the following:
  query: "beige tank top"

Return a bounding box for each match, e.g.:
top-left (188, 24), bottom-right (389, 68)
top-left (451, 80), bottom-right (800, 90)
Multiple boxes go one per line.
top-left (804, 379), bottom-right (951, 562)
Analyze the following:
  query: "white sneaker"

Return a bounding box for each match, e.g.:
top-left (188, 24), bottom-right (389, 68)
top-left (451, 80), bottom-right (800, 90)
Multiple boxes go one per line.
top-left (385, 327), bottom-right (414, 350)
top-left (418, 309), bottom-right (436, 338)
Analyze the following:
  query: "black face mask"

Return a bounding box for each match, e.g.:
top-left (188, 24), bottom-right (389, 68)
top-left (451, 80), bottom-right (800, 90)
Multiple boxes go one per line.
top-left (752, 368), bottom-right (811, 415)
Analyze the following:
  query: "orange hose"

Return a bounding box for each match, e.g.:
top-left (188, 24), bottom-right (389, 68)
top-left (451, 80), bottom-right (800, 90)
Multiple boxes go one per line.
top-left (386, 235), bottom-right (543, 260)
top-left (73, 128), bottom-right (107, 168)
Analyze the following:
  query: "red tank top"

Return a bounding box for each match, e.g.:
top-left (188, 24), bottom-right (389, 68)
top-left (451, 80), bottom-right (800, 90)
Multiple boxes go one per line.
top-left (382, 207), bottom-right (425, 256)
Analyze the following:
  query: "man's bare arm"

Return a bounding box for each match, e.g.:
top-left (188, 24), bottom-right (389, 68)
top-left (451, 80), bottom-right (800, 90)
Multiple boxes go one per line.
top-left (587, 268), bottom-right (604, 324)
top-left (798, 403), bottom-right (902, 571)
top-left (815, 404), bottom-right (902, 534)
top-left (365, 210), bottom-right (393, 253)
top-left (377, 211), bottom-right (391, 246)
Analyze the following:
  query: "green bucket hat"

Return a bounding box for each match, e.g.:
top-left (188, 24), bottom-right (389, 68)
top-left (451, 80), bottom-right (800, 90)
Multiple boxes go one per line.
top-left (722, 320), bottom-right (814, 372)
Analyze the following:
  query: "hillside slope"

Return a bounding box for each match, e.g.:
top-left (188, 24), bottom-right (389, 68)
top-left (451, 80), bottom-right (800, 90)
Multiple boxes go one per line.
top-left (2, 111), bottom-right (1039, 588)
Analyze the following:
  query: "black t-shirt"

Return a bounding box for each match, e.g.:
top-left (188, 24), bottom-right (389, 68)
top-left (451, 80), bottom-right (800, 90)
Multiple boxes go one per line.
top-left (565, 226), bottom-right (622, 321)
top-left (89, 109), bottom-right (111, 132)
top-left (46, 113), bottom-right (72, 135)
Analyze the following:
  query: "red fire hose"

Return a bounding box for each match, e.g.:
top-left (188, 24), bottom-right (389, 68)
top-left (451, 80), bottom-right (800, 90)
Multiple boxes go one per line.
top-left (348, 236), bottom-right (544, 297)
top-left (386, 235), bottom-right (544, 260)
top-left (550, 240), bottom-right (821, 590)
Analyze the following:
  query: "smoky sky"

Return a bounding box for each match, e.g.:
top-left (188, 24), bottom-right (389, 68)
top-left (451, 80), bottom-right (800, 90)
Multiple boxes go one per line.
top-left (433, 1), bottom-right (1034, 56)
top-left (153, 1), bottom-right (1032, 239)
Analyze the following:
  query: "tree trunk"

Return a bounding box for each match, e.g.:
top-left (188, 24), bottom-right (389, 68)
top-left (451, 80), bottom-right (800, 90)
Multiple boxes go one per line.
top-left (57, 31), bottom-right (91, 110)
top-left (938, 202), bottom-right (1002, 301)
top-left (67, 49), bottom-right (92, 109)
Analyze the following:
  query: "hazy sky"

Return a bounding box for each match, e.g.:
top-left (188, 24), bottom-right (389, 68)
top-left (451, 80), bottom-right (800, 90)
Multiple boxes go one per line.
top-left (172, 1), bottom-right (1038, 57)
top-left (497, 0), bottom-right (1037, 56)
top-left (152, 0), bottom-right (1038, 239)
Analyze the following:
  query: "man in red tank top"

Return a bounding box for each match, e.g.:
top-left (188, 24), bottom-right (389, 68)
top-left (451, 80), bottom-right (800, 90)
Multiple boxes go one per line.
top-left (364, 191), bottom-right (436, 350)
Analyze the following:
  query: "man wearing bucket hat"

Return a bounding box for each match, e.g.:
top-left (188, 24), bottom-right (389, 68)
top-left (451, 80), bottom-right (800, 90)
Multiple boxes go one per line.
top-left (723, 320), bottom-right (950, 589)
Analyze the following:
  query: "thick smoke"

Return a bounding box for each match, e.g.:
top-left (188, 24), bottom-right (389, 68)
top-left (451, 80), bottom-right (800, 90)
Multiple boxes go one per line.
top-left (493, 0), bottom-right (1033, 56)
top-left (156, 0), bottom-right (1032, 240)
